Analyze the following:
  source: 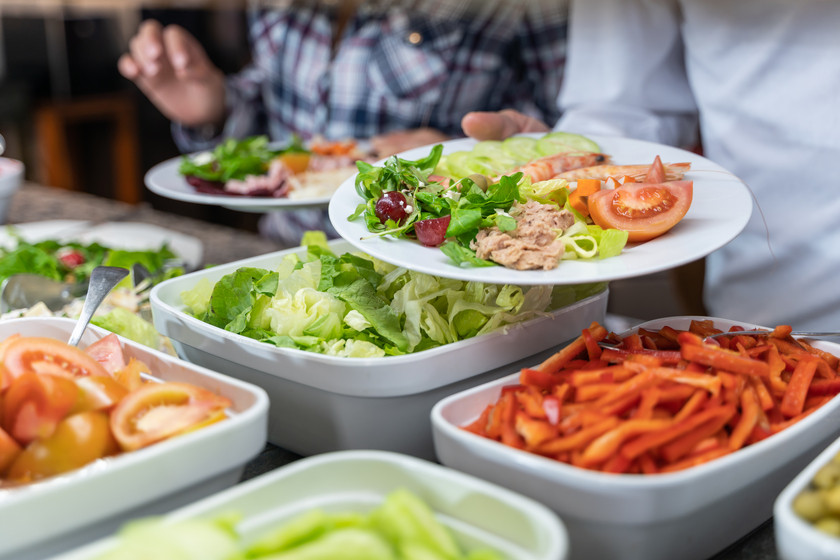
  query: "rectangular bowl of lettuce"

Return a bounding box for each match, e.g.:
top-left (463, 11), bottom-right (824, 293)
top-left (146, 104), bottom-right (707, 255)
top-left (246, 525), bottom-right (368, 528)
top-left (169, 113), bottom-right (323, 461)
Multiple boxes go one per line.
top-left (149, 238), bottom-right (608, 458)
top-left (54, 450), bottom-right (568, 560)
top-left (0, 317), bottom-right (269, 560)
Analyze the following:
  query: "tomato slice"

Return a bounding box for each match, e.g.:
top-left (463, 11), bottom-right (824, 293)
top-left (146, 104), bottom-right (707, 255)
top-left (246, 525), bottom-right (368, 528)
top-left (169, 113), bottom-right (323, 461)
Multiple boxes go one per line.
top-left (72, 375), bottom-right (129, 413)
top-left (114, 358), bottom-right (150, 392)
top-left (588, 180), bottom-right (693, 242)
top-left (110, 382), bottom-right (232, 451)
top-left (6, 411), bottom-right (118, 483)
top-left (84, 333), bottom-right (126, 375)
top-left (2, 372), bottom-right (79, 445)
top-left (2, 337), bottom-right (109, 381)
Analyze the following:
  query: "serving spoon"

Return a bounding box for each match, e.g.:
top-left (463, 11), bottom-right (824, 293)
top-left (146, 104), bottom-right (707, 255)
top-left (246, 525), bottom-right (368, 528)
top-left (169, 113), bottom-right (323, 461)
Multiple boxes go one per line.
top-left (66, 266), bottom-right (129, 346)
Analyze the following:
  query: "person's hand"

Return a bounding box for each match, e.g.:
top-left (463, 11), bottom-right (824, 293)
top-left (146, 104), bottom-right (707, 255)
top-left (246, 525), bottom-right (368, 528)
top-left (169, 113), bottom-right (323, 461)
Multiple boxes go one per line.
top-left (370, 128), bottom-right (450, 157)
top-left (461, 109), bottom-right (550, 141)
top-left (118, 20), bottom-right (226, 128)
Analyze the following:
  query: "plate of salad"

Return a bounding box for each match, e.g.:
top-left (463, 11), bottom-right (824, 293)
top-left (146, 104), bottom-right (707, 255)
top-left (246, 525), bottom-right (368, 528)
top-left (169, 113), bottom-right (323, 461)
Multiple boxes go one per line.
top-left (145, 135), bottom-right (373, 212)
top-left (328, 132), bottom-right (753, 286)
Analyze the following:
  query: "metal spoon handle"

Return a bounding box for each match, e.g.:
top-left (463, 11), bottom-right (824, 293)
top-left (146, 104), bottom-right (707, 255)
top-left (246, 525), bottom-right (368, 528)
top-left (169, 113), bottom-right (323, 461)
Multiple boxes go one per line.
top-left (67, 266), bottom-right (129, 346)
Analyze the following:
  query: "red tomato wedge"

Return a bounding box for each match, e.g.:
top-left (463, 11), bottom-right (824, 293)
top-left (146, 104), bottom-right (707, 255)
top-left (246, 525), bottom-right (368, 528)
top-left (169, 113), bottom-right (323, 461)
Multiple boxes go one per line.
top-left (588, 180), bottom-right (693, 243)
top-left (2, 372), bottom-right (78, 445)
top-left (84, 334), bottom-right (126, 375)
top-left (2, 337), bottom-right (109, 381)
top-left (110, 382), bottom-right (232, 451)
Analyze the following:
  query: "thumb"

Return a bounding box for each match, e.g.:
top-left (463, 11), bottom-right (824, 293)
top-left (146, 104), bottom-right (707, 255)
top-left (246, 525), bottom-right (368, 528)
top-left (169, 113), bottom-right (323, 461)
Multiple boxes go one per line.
top-left (461, 109), bottom-right (550, 141)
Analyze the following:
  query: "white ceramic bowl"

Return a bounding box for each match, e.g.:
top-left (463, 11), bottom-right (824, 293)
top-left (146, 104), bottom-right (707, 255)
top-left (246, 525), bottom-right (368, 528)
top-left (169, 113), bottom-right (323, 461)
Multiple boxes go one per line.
top-left (150, 239), bottom-right (608, 458)
top-left (0, 157), bottom-right (24, 224)
top-left (0, 317), bottom-right (270, 560)
top-left (775, 433), bottom-right (840, 559)
top-left (53, 450), bottom-right (569, 560)
top-left (432, 316), bottom-right (840, 560)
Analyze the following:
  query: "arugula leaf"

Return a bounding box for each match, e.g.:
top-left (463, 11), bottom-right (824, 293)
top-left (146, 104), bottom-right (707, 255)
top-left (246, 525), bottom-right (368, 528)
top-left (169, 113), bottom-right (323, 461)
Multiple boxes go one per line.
top-left (178, 135), bottom-right (304, 182)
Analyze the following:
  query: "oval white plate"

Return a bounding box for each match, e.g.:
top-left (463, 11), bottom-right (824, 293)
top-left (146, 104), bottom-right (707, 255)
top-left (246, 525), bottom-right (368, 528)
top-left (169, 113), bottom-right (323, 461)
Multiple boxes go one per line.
top-left (1, 220), bottom-right (204, 270)
top-left (146, 155), bottom-right (334, 212)
top-left (328, 134), bottom-right (753, 286)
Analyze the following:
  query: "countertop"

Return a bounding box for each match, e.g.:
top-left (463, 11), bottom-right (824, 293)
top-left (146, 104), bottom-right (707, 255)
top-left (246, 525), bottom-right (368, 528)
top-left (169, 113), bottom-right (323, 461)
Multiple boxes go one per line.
top-left (4, 183), bottom-right (778, 559)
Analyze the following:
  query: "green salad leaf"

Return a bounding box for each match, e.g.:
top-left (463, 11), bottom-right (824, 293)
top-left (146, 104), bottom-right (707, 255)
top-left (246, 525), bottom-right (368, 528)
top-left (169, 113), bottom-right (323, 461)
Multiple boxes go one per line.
top-left (178, 134), bottom-right (307, 182)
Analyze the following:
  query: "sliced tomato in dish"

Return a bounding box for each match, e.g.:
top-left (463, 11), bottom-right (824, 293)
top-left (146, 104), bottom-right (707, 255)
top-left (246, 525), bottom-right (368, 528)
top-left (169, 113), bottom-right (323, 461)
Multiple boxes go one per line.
top-left (6, 411), bottom-right (118, 482)
top-left (84, 334), bottom-right (126, 375)
top-left (588, 180), bottom-right (693, 243)
top-left (72, 375), bottom-right (129, 413)
top-left (2, 337), bottom-right (109, 381)
top-left (110, 382), bottom-right (232, 451)
top-left (2, 372), bottom-right (78, 445)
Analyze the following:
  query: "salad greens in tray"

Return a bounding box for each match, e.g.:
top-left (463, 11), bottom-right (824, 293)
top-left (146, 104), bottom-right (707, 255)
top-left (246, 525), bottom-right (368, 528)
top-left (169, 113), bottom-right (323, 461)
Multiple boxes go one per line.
top-left (0, 229), bottom-right (184, 352)
top-left (181, 232), bottom-right (605, 358)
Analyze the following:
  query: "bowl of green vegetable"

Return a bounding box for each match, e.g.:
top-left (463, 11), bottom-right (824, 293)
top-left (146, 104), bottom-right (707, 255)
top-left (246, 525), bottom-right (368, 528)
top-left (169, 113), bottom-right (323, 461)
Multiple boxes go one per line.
top-left (150, 233), bottom-right (608, 459)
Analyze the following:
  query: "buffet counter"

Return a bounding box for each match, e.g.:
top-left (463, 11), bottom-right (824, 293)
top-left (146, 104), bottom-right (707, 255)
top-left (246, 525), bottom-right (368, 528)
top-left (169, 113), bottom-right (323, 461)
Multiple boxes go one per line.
top-left (5, 183), bottom-right (776, 559)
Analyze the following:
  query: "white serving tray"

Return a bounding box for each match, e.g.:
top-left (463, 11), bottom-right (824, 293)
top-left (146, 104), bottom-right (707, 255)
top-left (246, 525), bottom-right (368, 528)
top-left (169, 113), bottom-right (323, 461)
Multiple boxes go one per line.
top-left (775, 433), bottom-right (840, 559)
top-left (432, 316), bottom-right (840, 560)
top-left (53, 450), bottom-right (568, 560)
top-left (150, 239), bottom-right (608, 458)
top-left (0, 318), bottom-right (269, 560)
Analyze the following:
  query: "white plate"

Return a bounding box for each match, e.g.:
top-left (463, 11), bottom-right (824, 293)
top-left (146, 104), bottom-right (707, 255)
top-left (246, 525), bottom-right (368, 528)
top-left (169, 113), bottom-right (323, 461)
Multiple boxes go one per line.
top-left (329, 134), bottom-right (753, 285)
top-left (1, 220), bottom-right (204, 270)
top-left (146, 155), bottom-right (334, 212)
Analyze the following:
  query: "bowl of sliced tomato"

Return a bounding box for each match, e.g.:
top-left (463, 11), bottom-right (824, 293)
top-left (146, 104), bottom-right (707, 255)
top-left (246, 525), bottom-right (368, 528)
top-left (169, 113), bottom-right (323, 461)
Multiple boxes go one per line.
top-left (0, 317), bottom-right (269, 560)
top-left (432, 316), bottom-right (840, 560)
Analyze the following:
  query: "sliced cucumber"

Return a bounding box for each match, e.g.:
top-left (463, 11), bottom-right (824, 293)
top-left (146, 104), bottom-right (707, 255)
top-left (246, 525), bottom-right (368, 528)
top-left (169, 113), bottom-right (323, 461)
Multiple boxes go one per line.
top-left (536, 131), bottom-right (601, 156)
top-left (440, 151), bottom-right (498, 179)
top-left (502, 137), bottom-right (541, 163)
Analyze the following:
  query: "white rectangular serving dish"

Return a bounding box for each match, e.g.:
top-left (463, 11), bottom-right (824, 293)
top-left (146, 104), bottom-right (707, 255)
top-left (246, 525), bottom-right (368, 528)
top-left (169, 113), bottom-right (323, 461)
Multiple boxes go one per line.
top-left (150, 239), bottom-right (607, 458)
top-left (432, 316), bottom-right (840, 560)
top-left (54, 450), bottom-right (568, 560)
top-left (0, 317), bottom-right (270, 560)
top-left (775, 433), bottom-right (840, 559)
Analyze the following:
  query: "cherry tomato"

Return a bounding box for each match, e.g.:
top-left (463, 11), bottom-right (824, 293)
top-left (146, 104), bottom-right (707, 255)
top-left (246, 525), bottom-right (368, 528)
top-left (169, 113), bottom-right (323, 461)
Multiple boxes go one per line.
top-left (413, 215), bottom-right (451, 247)
top-left (375, 191), bottom-right (411, 224)
top-left (56, 248), bottom-right (86, 269)
top-left (72, 375), bottom-right (129, 413)
top-left (6, 411), bottom-right (118, 483)
top-left (2, 372), bottom-right (78, 445)
top-left (588, 180), bottom-right (693, 242)
top-left (84, 334), bottom-right (126, 375)
top-left (110, 382), bottom-right (232, 451)
top-left (2, 337), bottom-right (109, 382)
top-left (0, 425), bottom-right (22, 475)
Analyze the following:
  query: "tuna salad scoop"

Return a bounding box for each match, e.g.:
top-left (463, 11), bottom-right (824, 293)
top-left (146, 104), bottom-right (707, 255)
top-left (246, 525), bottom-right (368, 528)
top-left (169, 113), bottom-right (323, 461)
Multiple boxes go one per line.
top-left (471, 200), bottom-right (575, 270)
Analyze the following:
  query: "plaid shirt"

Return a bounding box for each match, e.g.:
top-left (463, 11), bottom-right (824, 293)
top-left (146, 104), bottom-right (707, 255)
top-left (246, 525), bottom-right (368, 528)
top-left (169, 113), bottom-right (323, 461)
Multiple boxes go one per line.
top-left (174, 0), bottom-right (568, 245)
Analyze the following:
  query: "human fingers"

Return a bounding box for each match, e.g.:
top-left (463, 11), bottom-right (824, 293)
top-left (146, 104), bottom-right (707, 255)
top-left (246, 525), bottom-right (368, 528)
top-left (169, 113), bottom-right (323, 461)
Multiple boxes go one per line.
top-left (163, 24), bottom-right (214, 78)
top-left (461, 109), bottom-right (550, 141)
top-left (128, 20), bottom-right (169, 78)
top-left (370, 128), bottom-right (449, 157)
top-left (117, 53), bottom-right (140, 80)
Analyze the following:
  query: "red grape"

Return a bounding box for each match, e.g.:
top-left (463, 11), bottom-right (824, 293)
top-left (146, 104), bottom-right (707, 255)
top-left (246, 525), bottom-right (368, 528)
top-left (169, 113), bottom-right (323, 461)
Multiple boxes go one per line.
top-left (375, 191), bottom-right (411, 224)
top-left (414, 215), bottom-right (451, 247)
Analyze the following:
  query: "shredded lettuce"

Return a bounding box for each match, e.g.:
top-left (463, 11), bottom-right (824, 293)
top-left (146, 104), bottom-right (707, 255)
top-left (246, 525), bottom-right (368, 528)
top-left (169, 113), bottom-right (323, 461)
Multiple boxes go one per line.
top-left (181, 234), bottom-right (606, 357)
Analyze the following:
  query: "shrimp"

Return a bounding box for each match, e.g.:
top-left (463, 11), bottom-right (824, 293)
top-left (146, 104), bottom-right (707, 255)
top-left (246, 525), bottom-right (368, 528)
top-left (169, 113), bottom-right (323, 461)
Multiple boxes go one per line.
top-left (497, 152), bottom-right (611, 182)
top-left (552, 161), bottom-right (691, 183)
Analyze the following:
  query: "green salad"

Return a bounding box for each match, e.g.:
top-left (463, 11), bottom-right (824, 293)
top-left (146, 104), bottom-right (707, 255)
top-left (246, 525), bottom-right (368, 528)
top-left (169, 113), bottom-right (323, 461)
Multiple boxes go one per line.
top-left (349, 132), bottom-right (628, 269)
top-left (181, 232), bottom-right (605, 358)
top-left (178, 135), bottom-right (307, 182)
top-left (95, 489), bottom-right (503, 560)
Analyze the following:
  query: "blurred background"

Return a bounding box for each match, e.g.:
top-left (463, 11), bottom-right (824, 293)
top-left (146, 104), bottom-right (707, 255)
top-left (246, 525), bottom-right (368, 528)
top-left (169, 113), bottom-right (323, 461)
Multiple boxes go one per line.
top-left (0, 0), bottom-right (261, 229)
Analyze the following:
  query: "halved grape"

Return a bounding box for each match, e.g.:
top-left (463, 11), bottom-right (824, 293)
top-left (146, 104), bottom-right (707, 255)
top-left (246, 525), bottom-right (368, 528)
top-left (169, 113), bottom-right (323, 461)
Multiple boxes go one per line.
top-left (375, 191), bottom-right (411, 224)
top-left (414, 215), bottom-right (451, 247)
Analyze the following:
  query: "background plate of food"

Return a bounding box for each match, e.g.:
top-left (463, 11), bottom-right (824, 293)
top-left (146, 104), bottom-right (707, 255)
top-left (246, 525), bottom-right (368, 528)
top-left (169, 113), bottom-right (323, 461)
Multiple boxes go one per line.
top-left (145, 135), bottom-right (372, 212)
top-left (328, 132), bottom-right (753, 286)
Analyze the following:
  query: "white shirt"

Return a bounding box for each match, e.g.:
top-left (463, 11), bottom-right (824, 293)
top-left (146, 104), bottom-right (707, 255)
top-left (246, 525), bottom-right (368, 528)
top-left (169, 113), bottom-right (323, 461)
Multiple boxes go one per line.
top-left (556, 0), bottom-right (840, 329)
